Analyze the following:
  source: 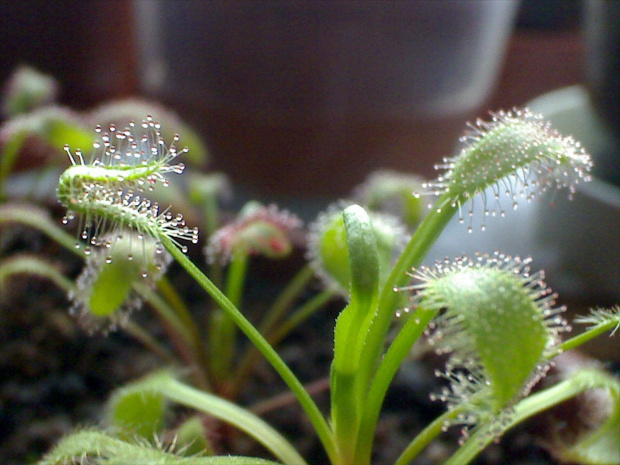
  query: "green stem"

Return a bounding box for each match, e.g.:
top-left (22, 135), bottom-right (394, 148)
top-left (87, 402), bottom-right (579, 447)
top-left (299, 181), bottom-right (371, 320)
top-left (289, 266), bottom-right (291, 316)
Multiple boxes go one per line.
top-left (226, 250), bottom-right (249, 308)
top-left (210, 250), bottom-right (249, 387)
top-left (269, 289), bottom-right (336, 348)
top-left (123, 321), bottom-right (179, 365)
top-left (135, 283), bottom-right (210, 390)
top-left (551, 320), bottom-right (620, 357)
top-left (445, 369), bottom-right (615, 464)
top-left (202, 194), bottom-right (224, 289)
top-left (0, 255), bottom-right (74, 292)
top-left (157, 276), bottom-right (198, 333)
top-left (159, 234), bottom-right (337, 464)
top-left (229, 266), bottom-right (322, 397)
top-left (156, 276), bottom-right (214, 388)
top-left (358, 195), bottom-right (457, 393)
top-left (394, 405), bottom-right (466, 465)
top-left (354, 306), bottom-right (439, 465)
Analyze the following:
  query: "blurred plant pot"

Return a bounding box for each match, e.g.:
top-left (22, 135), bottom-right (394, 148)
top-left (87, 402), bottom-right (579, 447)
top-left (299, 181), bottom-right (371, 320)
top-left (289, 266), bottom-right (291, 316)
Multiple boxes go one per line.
top-left (528, 86), bottom-right (620, 303)
top-left (133, 0), bottom-right (519, 198)
top-left (0, 0), bottom-right (136, 109)
top-left (584, 0), bottom-right (620, 186)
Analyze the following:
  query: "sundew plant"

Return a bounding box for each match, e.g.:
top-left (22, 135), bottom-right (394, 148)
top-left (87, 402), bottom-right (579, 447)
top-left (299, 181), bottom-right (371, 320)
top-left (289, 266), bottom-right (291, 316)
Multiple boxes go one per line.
top-left (6, 108), bottom-right (619, 465)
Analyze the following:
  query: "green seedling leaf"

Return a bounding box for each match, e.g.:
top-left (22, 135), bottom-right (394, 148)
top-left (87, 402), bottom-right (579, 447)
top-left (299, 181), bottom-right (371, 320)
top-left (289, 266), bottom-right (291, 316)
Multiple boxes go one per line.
top-left (331, 205), bottom-right (381, 462)
top-left (333, 205), bottom-right (380, 374)
top-left (343, 204), bottom-right (379, 305)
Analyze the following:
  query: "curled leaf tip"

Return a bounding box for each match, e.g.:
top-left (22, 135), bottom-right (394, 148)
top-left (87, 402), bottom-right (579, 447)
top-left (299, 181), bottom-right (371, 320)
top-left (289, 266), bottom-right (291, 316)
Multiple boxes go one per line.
top-left (424, 108), bottom-right (593, 225)
top-left (57, 116), bottom-right (198, 254)
top-left (404, 252), bottom-right (568, 437)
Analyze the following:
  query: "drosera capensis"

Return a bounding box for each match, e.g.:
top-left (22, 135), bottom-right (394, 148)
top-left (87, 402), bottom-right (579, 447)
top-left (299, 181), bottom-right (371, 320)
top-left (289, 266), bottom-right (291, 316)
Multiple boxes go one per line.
top-left (23, 109), bottom-right (618, 465)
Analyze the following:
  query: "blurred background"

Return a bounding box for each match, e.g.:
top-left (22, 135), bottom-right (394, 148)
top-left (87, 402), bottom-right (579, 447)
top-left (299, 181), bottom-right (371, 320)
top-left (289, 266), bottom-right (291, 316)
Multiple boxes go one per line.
top-left (1, 4), bottom-right (618, 463)
top-left (0, 0), bottom-right (597, 197)
top-left (1, 0), bottom-right (618, 314)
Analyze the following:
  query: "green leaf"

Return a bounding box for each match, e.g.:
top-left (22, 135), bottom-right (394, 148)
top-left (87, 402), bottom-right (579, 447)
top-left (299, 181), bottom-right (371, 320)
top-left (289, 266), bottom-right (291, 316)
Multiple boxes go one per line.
top-left (413, 254), bottom-right (563, 414)
top-left (330, 205), bottom-right (381, 463)
top-left (310, 203), bottom-right (405, 296)
top-left (175, 416), bottom-right (214, 456)
top-left (343, 205), bottom-right (379, 305)
top-left (88, 257), bottom-right (141, 317)
top-left (38, 429), bottom-right (282, 465)
top-left (332, 205), bottom-right (379, 375)
top-left (105, 381), bottom-right (167, 440)
top-left (443, 267), bottom-right (547, 409)
top-left (449, 369), bottom-right (620, 465)
top-left (116, 371), bottom-right (307, 465)
top-left (427, 109), bottom-right (592, 213)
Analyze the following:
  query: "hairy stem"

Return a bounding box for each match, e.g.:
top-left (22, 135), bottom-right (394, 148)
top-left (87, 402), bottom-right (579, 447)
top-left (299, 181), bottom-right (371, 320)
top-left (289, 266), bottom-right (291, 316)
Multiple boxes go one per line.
top-left (394, 405), bottom-right (466, 465)
top-left (358, 195), bottom-right (457, 403)
top-left (354, 306), bottom-right (439, 465)
top-left (446, 369), bottom-right (617, 464)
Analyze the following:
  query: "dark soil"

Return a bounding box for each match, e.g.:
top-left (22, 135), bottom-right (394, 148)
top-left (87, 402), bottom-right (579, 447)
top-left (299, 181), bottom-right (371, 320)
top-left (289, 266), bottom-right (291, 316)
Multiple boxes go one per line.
top-left (0, 222), bottom-right (564, 465)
